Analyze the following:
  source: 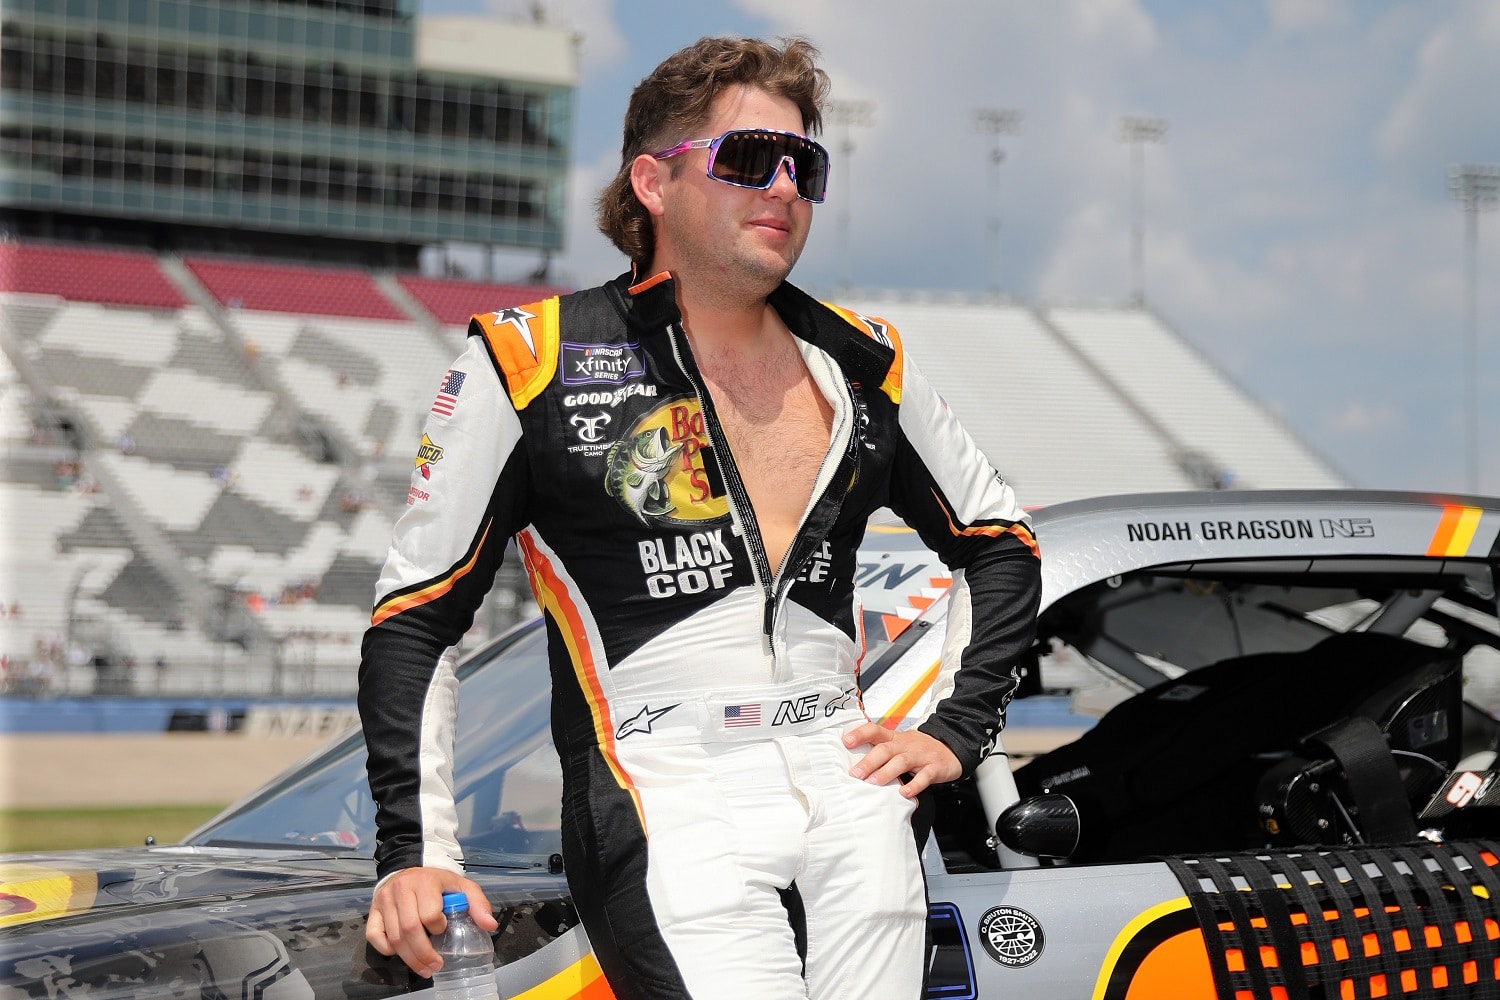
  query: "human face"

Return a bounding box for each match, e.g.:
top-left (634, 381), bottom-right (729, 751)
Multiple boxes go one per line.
top-left (648, 86), bottom-right (816, 300)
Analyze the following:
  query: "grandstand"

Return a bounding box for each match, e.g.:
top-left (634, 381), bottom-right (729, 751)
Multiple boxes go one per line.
top-left (0, 239), bottom-right (1345, 700)
top-left (0, 240), bottom-right (540, 699)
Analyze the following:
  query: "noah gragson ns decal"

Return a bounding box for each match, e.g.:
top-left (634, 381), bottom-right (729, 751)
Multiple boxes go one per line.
top-left (1122, 516), bottom-right (1375, 543)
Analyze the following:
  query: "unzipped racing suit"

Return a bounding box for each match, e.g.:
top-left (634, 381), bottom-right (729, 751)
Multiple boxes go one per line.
top-left (358, 272), bottom-right (1042, 1000)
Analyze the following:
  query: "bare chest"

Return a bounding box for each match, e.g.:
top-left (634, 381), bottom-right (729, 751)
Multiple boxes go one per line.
top-left (701, 365), bottom-right (834, 573)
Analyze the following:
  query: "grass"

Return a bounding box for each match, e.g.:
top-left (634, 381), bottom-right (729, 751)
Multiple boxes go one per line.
top-left (0, 805), bottom-right (226, 853)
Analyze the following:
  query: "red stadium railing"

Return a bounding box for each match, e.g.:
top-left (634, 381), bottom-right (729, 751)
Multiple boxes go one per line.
top-left (397, 274), bottom-right (569, 327)
top-left (0, 242), bottom-right (187, 308)
top-left (185, 256), bottom-right (406, 320)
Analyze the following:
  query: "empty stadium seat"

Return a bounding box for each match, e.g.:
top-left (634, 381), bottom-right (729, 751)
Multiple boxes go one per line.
top-left (185, 256), bottom-right (406, 320)
top-left (0, 243), bottom-right (186, 309)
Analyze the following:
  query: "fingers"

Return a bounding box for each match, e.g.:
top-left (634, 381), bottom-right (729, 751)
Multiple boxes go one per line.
top-left (366, 868), bottom-right (495, 977)
top-left (844, 728), bottom-right (962, 796)
top-left (463, 883), bottom-right (499, 932)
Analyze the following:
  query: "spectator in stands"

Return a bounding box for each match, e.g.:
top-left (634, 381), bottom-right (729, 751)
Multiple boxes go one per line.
top-left (358, 36), bottom-right (1040, 1000)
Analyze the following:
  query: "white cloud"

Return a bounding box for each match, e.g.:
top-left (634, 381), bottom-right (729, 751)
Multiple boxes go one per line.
top-left (1265, 0), bottom-right (1353, 35)
top-left (482, 0), bottom-right (626, 79)
top-left (1377, 1), bottom-right (1500, 163)
top-left (1328, 400), bottom-right (1401, 434)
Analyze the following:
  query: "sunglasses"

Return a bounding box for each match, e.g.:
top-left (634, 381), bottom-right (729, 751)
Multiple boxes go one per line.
top-left (651, 128), bottom-right (830, 203)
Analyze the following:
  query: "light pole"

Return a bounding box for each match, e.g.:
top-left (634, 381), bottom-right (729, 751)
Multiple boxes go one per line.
top-left (826, 99), bottom-right (876, 294)
top-left (1449, 164), bottom-right (1500, 493)
top-left (973, 108), bottom-right (1022, 297)
top-left (1119, 116), bottom-right (1167, 306)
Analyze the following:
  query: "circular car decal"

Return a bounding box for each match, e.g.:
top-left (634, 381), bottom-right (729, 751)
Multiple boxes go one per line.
top-left (978, 904), bottom-right (1045, 968)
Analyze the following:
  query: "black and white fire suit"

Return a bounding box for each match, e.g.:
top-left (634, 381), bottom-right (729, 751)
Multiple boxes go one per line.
top-left (358, 271), bottom-right (1041, 1000)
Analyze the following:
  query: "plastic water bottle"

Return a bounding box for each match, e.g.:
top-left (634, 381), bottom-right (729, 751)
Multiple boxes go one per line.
top-left (431, 892), bottom-right (500, 1000)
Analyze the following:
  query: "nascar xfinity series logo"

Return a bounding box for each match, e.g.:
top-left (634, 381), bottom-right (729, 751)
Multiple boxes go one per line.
top-left (561, 341), bottom-right (646, 386)
top-left (605, 397), bottom-right (728, 527)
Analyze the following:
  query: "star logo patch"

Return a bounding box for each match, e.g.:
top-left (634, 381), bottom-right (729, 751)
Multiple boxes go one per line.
top-left (492, 306), bottom-right (537, 356)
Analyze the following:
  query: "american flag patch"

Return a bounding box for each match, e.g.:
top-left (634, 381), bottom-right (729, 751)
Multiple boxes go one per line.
top-left (724, 703), bottom-right (761, 729)
top-left (431, 370), bottom-right (465, 416)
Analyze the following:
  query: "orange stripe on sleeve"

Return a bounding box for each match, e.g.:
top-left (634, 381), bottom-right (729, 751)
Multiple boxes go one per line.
top-left (371, 521), bottom-right (493, 626)
top-left (930, 488), bottom-right (1041, 557)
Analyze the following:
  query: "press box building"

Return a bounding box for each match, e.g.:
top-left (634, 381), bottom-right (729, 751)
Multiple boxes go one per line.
top-left (0, 0), bottom-right (578, 267)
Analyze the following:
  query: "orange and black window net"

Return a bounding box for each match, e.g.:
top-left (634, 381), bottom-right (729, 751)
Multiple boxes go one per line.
top-left (1165, 841), bottom-right (1500, 999)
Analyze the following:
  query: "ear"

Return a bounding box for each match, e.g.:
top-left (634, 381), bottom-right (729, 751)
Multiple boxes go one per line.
top-left (630, 153), bottom-right (669, 218)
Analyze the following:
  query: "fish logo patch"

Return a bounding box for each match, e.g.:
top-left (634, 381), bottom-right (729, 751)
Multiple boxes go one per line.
top-left (603, 397), bottom-right (727, 527)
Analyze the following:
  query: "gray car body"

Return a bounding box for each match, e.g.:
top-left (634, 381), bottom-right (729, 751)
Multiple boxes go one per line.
top-left (4, 489), bottom-right (1499, 1000)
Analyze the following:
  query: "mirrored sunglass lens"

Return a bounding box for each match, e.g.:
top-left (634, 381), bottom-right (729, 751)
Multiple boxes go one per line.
top-left (711, 132), bottom-right (827, 200)
top-left (712, 132), bottom-right (783, 186)
top-left (794, 144), bottom-right (828, 201)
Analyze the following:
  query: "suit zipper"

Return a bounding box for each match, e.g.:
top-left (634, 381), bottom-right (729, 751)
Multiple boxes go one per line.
top-left (666, 326), bottom-right (858, 670)
top-left (665, 325), bottom-right (778, 658)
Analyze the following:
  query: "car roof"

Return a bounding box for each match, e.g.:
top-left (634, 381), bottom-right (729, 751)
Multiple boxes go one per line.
top-left (1028, 489), bottom-right (1500, 614)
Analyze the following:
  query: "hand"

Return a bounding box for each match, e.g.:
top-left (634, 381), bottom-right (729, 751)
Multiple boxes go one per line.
top-left (366, 866), bottom-right (498, 977)
top-left (843, 723), bottom-right (961, 798)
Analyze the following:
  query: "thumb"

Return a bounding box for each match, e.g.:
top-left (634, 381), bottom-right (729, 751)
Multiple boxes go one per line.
top-left (465, 888), bottom-right (499, 931)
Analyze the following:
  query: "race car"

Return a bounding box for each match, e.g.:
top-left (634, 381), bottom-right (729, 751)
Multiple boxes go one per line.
top-left (4, 489), bottom-right (1500, 999)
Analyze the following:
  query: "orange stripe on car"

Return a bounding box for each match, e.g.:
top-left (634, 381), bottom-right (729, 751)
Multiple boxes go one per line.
top-left (1426, 505), bottom-right (1483, 557)
top-left (372, 521), bottom-right (493, 626)
top-left (517, 531), bottom-right (644, 831)
top-left (879, 660), bottom-right (940, 730)
top-left (512, 951), bottom-right (614, 999)
top-left (1090, 897), bottom-right (1204, 1000)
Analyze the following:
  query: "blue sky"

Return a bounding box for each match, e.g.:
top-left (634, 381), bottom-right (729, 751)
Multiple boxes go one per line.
top-left (426, 0), bottom-right (1500, 497)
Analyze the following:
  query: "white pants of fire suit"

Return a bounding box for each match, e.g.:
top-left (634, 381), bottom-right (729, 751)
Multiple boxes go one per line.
top-left (620, 723), bottom-right (928, 999)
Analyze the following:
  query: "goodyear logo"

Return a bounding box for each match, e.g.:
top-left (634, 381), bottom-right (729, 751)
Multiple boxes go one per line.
top-left (415, 434), bottom-right (444, 480)
top-left (604, 397), bottom-right (728, 527)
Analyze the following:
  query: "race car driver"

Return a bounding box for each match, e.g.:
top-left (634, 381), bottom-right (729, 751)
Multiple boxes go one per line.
top-left (359, 35), bottom-right (1042, 1000)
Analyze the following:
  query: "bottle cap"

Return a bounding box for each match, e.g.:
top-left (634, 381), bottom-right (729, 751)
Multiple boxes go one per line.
top-left (441, 892), bottom-right (469, 915)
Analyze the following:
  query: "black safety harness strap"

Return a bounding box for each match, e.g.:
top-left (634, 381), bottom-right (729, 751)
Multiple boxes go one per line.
top-left (1306, 715), bottom-right (1418, 845)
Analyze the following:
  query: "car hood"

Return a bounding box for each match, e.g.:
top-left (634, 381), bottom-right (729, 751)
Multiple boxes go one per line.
top-left (0, 845), bottom-right (373, 928)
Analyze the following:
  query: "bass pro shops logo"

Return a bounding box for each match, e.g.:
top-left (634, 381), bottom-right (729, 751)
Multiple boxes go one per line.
top-left (605, 397), bottom-right (728, 528)
top-left (414, 434), bottom-right (444, 480)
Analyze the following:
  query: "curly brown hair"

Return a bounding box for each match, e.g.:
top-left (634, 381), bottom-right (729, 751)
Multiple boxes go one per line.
top-left (596, 36), bottom-right (830, 268)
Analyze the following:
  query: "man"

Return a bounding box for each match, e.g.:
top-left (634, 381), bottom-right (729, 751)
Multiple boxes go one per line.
top-left (359, 35), bottom-right (1040, 1000)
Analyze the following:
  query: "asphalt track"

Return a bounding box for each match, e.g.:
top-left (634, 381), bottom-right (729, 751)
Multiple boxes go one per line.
top-left (0, 729), bottom-right (1085, 810)
top-left (0, 734), bottom-right (331, 809)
